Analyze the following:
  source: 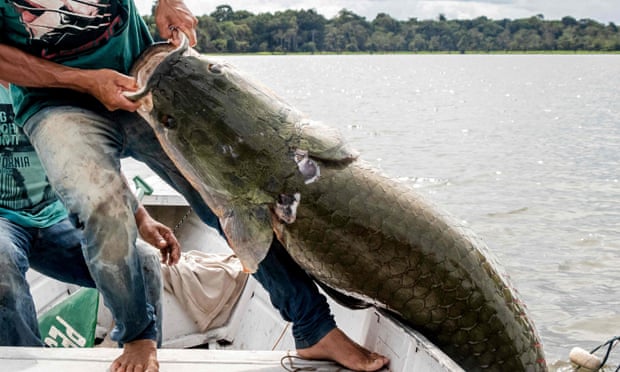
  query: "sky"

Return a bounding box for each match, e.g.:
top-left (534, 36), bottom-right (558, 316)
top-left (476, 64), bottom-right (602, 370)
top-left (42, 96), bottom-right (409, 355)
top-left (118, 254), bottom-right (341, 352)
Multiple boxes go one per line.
top-left (135, 0), bottom-right (620, 24)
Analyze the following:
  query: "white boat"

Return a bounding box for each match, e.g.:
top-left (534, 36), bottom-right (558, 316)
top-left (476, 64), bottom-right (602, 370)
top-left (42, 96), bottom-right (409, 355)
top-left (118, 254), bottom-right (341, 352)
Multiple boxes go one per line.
top-left (5, 168), bottom-right (463, 372)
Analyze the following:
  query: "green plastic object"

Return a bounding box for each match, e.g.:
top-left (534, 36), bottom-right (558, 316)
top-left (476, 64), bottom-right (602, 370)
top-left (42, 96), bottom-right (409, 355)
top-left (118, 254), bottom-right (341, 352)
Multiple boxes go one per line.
top-left (133, 175), bottom-right (154, 201)
top-left (38, 287), bottom-right (100, 348)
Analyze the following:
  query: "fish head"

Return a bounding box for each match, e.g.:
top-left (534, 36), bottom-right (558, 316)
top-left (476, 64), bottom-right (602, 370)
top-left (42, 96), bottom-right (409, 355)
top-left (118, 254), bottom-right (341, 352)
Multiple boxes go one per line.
top-left (128, 36), bottom-right (359, 272)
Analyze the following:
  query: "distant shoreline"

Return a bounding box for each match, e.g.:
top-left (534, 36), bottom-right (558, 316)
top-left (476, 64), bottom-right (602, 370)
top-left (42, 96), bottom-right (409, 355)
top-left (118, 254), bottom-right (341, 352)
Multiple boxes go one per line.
top-left (145, 9), bottom-right (620, 55)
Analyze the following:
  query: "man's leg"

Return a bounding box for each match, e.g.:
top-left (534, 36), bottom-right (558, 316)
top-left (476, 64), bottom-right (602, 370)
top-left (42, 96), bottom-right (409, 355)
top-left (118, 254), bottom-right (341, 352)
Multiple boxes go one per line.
top-left (135, 240), bottom-right (164, 346)
top-left (253, 239), bottom-right (388, 371)
top-left (29, 217), bottom-right (96, 288)
top-left (30, 218), bottom-right (163, 345)
top-left (24, 107), bottom-right (159, 371)
top-left (252, 239), bottom-right (336, 348)
top-left (0, 219), bottom-right (43, 346)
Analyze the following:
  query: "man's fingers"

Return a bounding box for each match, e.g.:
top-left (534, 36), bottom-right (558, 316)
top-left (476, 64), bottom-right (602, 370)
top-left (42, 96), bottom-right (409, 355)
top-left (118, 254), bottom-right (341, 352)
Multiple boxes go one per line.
top-left (178, 27), bottom-right (197, 47)
top-left (160, 231), bottom-right (181, 265)
top-left (170, 245), bottom-right (181, 265)
top-left (169, 27), bottom-right (196, 47)
top-left (114, 73), bottom-right (138, 91)
top-left (117, 97), bottom-right (142, 112)
top-left (108, 75), bottom-right (141, 111)
top-left (102, 97), bottom-right (141, 112)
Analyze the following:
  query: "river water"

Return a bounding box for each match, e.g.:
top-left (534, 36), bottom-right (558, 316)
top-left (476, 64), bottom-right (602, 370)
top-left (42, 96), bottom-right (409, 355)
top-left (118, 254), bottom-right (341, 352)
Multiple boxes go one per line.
top-left (126, 54), bottom-right (620, 368)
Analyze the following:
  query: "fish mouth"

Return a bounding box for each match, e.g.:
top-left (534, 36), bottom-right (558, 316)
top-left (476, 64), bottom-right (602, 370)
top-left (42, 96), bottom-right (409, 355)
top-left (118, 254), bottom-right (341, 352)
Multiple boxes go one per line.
top-left (124, 33), bottom-right (191, 102)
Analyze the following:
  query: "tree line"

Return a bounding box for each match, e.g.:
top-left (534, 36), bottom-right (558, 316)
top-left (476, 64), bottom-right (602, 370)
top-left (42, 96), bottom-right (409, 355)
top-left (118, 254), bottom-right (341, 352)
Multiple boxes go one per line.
top-left (143, 5), bottom-right (620, 53)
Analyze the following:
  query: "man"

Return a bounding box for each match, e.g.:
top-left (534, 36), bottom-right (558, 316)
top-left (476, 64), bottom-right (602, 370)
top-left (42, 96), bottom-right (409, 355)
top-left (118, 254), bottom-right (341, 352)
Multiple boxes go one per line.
top-left (0, 80), bottom-right (180, 369)
top-left (0, 1), bottom-right (389, 371)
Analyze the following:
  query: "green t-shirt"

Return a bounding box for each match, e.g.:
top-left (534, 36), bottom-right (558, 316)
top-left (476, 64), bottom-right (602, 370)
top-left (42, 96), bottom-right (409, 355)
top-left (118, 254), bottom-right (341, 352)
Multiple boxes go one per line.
top-left (0, 85), bottom-right (68, 227)
top-left (0, 0), bottom-right (153, 126)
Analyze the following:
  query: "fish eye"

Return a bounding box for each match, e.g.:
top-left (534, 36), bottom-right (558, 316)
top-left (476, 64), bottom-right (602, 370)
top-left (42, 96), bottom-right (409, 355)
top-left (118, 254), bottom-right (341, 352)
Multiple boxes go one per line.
top-left (160, 114), bottom-right (176, 129)
top-left (207, 63), bottom-right (222, 74)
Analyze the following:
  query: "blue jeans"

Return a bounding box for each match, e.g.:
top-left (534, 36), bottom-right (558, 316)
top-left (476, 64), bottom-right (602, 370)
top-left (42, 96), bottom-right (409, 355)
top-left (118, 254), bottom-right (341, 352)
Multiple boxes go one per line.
top-left (24, 106), bottom-right (335, 349)
top-left (0, 215), bottom-right (162, 346)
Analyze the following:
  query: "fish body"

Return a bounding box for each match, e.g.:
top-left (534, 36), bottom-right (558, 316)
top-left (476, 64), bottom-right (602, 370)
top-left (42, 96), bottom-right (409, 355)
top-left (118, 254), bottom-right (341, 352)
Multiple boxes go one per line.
top-left (130, 39), bottom-right (547, 371)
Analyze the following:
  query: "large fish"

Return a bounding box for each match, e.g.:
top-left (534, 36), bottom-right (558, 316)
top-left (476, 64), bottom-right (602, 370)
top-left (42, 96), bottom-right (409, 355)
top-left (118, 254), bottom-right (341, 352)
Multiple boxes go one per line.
top-left (127, 36), bottom-right (547, 371)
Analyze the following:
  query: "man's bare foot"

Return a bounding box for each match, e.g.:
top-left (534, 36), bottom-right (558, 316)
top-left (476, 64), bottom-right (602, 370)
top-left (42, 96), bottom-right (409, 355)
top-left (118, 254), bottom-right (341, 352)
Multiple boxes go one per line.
top-left (110, 339), bottom-right (159, 372)
top-left (297, 328), bottom-right (389, 371)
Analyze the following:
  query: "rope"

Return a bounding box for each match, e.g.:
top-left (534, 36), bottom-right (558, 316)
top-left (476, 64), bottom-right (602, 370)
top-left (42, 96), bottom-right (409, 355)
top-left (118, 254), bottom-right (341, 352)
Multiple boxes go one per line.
top-left (280, 353), bottom-right (317, 372)
top-left (590, 335), bottom-right (620, 372)
top-left (271, 322), bottom-right (291, 350)
top-left (173, 207), bottom-right (192, 234)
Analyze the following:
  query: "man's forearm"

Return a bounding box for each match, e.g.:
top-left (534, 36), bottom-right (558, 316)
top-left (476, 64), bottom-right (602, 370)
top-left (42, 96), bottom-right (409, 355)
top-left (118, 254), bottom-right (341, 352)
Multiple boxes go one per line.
top-left (0, 43), bottom-right (92, 92)
top-left (0, 43), bottom-right (141, 112)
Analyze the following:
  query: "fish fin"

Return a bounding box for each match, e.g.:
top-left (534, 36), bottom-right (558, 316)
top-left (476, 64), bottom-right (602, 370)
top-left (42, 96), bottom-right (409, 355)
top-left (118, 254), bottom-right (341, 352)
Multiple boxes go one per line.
top-left (298, 119), bottom-right (359, 162)
top-left (221, 205), bottom-right (274, 273)
top-left (313, 279), bottom-right (372, 310)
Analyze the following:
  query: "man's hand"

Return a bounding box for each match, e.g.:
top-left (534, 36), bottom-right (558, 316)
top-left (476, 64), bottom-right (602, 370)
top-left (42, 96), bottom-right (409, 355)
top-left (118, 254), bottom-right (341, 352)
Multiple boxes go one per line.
top-left (155, 0), bottom-right (198, 46)
top-left (135, 205), bottom-right (182, 265)
top-left (86, 69), bottom-right (142, 112)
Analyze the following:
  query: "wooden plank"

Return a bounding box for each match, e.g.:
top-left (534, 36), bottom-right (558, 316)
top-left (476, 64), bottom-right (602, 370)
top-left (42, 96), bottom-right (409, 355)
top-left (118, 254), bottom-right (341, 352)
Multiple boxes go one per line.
top-left (0, 347), bottom-right (350, 372)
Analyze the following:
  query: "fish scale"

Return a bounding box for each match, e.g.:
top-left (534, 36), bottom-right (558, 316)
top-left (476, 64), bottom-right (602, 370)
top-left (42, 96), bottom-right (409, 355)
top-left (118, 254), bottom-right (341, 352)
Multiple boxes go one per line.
top-left (128, 38), bottom-right (547, 371)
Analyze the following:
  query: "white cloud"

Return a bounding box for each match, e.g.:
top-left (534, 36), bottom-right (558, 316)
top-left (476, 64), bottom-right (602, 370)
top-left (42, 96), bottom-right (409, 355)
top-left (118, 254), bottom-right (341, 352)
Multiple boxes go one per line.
top-left (415, 1), bottom-right (533, 20)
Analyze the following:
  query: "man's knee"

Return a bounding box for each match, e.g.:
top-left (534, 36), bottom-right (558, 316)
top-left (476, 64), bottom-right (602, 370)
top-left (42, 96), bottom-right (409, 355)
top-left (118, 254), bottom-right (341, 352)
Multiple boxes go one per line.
top-left (135, 240), bottom-right (161, 264)
top-left (135, 240), bottom-right (163, 283)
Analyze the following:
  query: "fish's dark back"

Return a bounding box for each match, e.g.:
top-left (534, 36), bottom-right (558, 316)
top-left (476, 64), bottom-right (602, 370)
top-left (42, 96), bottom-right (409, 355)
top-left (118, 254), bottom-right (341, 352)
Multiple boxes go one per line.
top-left (278, 161), bottom-right (547, 371)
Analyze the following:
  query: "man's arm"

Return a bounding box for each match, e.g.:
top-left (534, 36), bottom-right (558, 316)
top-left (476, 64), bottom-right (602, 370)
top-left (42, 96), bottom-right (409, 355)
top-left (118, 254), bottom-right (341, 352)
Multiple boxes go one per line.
top-left (0, 0), bottom-right (198, 111)
top-left (0, 43), bottom-right (142, 112)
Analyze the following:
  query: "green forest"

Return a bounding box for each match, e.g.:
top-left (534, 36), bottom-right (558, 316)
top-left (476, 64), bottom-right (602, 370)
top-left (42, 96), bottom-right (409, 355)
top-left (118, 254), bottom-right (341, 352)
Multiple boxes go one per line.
top-left (143, 5), bottom-right (620, 53)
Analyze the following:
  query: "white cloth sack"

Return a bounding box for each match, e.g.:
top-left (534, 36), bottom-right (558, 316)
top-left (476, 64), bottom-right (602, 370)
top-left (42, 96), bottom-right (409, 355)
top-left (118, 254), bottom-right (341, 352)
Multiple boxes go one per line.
top-left (161, 251), bottom-right (248, 332)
